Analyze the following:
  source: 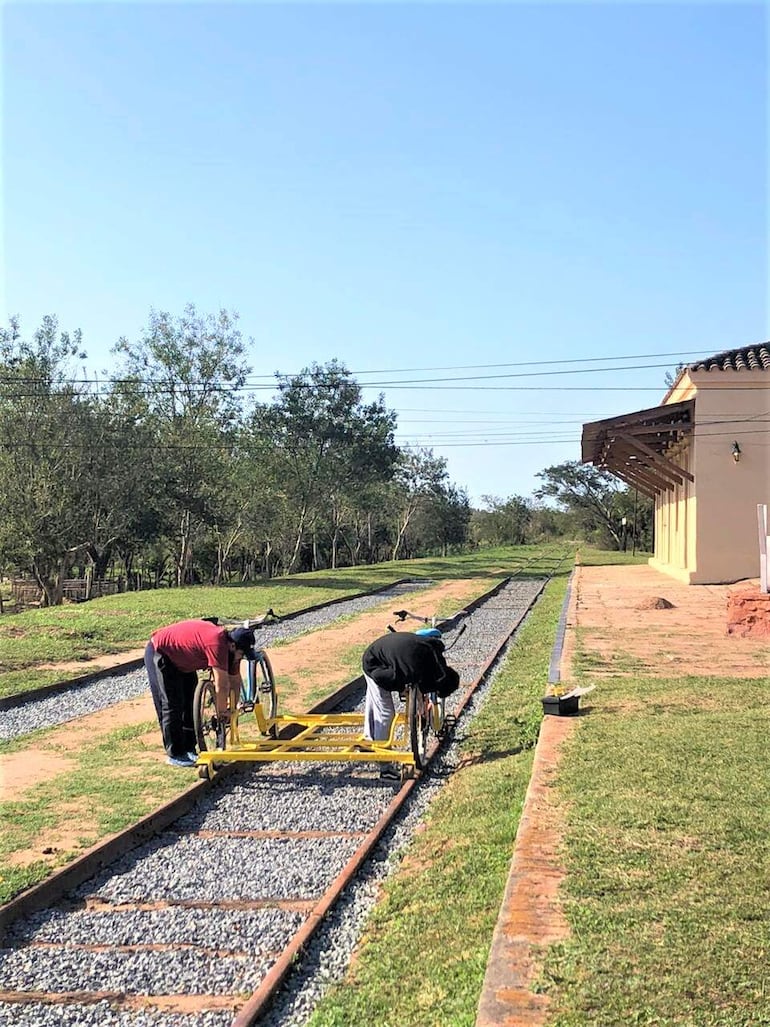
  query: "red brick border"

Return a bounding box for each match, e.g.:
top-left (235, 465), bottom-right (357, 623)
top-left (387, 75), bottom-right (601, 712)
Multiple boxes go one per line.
top-left (475, 566), bottom-right (583, 1026)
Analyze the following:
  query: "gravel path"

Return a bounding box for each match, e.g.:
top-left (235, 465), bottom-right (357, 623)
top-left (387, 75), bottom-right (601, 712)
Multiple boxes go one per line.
top-left (0, 577), bottom-right (546, 1027)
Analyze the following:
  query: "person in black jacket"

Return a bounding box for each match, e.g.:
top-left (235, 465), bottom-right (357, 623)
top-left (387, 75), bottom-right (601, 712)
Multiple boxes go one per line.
top-left (361, 629), bottom-right (460, 746)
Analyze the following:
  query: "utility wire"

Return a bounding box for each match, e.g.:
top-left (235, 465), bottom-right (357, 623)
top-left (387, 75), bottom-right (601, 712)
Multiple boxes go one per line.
top-left (0, 348), bottom-right (713, 386)
top-left (3, 428), bottom-right (770, 453)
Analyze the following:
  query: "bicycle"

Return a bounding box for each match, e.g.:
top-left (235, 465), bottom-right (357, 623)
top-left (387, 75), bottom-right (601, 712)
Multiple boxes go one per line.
top-left (193, 609), bottom-right (280, 757)
top-left (386, 609), bottom-right (466, 771)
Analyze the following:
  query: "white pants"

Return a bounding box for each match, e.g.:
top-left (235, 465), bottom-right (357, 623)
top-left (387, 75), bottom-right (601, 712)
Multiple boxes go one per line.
top-left (363, 673), bottom-right (398, 741)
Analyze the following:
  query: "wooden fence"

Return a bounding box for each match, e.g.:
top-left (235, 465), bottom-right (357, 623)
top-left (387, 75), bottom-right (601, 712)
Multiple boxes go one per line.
top-left (11, 578), bottom-right (123, 606)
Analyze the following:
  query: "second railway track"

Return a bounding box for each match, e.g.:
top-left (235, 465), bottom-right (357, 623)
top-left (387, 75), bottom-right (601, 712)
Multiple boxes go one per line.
top-left (0, 559), bottom-right (568, 1027)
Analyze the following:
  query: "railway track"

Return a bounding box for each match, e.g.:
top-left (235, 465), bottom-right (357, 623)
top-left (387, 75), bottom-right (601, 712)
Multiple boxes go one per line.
top-left (0, 554), bottom-right (570, 1027)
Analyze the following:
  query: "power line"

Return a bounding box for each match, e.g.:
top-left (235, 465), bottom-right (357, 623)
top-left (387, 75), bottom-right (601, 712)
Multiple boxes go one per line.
top-left (349, 350), bottom-right (713, 375)
top-left (5, 383), bottom-right (770, 401)
top-left (3, 427), bottom-right (770, 453)
top-left (0, 355), bottom-right (723, 392)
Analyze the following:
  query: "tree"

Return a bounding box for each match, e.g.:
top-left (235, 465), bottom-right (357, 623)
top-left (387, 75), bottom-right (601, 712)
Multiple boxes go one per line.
top-left (527, 502), bottom-right (571, 541)
top-left (535, 461), bottom-right (629, 548)
top-left (252, 361), bottom-right (398, 574)
top-left (0, 316), bottom-right (93, 604)
top-left (413, 483), bottom-right (471, 556)
top-left (389, 448), bottom-right (449, 561)
top-left (111, 305), bottom-right (250, 585)
top-left (471, 495), bottom-right (532, 546)
top-left (664, 363), bottom-right (686, 389)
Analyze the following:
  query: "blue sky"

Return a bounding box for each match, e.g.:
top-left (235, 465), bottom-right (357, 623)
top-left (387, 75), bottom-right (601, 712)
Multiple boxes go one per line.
top-left (2, 1), bottom-right (767, 505)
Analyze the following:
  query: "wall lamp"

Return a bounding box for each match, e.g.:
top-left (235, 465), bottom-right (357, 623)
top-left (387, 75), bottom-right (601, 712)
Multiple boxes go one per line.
top-left (732, 441), bottom-right (742, 463)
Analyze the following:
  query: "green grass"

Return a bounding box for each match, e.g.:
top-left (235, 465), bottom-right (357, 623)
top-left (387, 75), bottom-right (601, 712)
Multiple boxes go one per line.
top-left (0, 666), bottom-right (96, 699)
top-left (0, 545), bottom-right (569, 701)
top-left (577, 545), bottom-right (652, 567)
top-left (306, 554), bottom-right (769, 1026)
top-left (293, 576), bottom-right (539, 709)
top-left (305, 571), bottom-right (571, 1027)
top-left (0, 546), bottom-right (570, 906)
top-left (536, 672), bottom-right (770, 1027)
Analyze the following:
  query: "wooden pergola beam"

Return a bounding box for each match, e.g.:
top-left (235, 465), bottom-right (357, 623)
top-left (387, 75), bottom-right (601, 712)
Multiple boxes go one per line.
top-left (621, 421), bottom-right (693, 436)
top-left (608, 468), bottom-right (657, 498)
top-left (601, 450), bottom-right (670, 494)
top-left (616, 431), bottom-right (694, 484)
top-left (610, 443), bottom-right (675, 491)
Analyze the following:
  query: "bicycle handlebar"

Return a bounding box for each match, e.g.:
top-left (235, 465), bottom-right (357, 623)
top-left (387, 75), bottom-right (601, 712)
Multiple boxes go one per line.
top-left (392, 608), bottom-right (468, 626)
top-left (249, 608), bottom-right (280, 627)
top-left (393, 609), bottom-right (432, 625)
top-left (211, 608), bottom-right (281, 629)
top-left (388, 608), bottom-right (469, 651)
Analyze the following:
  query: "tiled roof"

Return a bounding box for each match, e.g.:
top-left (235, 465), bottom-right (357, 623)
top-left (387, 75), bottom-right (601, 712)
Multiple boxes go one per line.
top-left (687, 343), bottom-right (770, 372)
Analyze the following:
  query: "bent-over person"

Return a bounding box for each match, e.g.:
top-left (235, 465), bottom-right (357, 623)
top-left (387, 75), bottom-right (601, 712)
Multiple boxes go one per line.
top-left (144, 619), bottom-right (257, 768)
top-left (361, 628), bottom-right (460, 776)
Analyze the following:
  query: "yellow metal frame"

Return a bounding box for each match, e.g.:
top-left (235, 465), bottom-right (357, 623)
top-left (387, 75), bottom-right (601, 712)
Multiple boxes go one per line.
top-left (195, 705), bottom-right (415, 771)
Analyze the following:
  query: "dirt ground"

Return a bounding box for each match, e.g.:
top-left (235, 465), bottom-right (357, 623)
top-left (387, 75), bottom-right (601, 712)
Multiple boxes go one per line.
top-left (6, 565), bottom-right (767, 881)
top-left (561, 563), bottom-right (769, 681)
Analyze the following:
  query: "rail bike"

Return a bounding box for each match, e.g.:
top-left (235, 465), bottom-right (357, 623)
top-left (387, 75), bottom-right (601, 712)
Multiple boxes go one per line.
top-left (192, 608), bottom-right (465, 784)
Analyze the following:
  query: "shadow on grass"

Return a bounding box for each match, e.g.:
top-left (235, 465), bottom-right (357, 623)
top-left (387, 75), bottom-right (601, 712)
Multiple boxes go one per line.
top-left (450, 744), bottom-right (526, 771)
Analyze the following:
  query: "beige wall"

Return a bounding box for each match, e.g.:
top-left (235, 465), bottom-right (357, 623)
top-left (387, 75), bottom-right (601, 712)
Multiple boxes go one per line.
top-left (650, 371), bottom-right (770, 584)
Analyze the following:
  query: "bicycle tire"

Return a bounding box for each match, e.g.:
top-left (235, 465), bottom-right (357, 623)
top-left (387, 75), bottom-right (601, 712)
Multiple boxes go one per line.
top-left (255, 651), bottom-right (278, 722)
top-left (430, 693), bottom-right (446, 735)
top-left (193, 677), bottom-right (223, 753)
top-left (408, 686), bottom-right (430, 771)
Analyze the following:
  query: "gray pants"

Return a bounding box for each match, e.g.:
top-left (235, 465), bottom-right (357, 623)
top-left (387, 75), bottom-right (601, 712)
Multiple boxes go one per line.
top-left (363, 673), bottom-right (398, 741)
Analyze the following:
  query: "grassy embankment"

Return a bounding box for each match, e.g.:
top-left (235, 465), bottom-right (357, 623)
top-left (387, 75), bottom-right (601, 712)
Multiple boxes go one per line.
top-left (0, 545), bottom-right (564, 905)
top-left (307, 548), bottom-right (769, 1027)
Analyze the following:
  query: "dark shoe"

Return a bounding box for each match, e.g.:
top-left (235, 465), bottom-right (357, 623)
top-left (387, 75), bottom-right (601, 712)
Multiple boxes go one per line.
top-left (379, 764), bottom-right (401, 782)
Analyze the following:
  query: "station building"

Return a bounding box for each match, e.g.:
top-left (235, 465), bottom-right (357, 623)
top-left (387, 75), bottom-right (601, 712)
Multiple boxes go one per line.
top-left (581, 343), bottom-right (770, 584)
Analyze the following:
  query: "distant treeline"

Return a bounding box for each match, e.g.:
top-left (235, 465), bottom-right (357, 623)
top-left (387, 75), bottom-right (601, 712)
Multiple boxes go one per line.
top-left (0, 307), bottom-right (651, 606)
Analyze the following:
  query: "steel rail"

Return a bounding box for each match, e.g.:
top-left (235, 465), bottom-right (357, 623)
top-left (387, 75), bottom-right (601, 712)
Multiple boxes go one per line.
top-left (233, 574), bottom-right (560, 1026)
top-left (0, 568), bottom-right (523, 935)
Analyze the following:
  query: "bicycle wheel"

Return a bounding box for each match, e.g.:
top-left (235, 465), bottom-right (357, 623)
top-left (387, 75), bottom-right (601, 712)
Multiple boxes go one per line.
top-left (254, 651), bottom-right (278, 721)
top-left (193, 677), bottom-right (228, 752)
top-left (408, 686), bottom-right (430, 771)
top-left (430, 692), bottom-right (446, 735)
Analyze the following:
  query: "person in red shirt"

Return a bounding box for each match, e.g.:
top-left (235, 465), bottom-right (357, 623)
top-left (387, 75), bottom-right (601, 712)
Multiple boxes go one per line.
top-left (144, 619), bottom-right (257, 767)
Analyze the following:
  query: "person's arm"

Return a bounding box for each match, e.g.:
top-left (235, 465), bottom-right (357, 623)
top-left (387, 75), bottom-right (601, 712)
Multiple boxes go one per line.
top-left (211, 666), bottom-right (243, 716)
